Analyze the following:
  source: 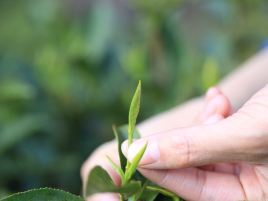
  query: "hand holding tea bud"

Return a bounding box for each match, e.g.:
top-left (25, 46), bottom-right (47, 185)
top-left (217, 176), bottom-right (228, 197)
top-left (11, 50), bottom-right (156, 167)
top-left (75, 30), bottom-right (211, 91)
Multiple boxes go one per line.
top-left (82, 49), bottom-right (268, 201)
top-left (81, 86), bottom-right (207, 201)
top-left (124, 85), bottom-right (268, 201)
top-left (81, 86), bottom-right (232, 201)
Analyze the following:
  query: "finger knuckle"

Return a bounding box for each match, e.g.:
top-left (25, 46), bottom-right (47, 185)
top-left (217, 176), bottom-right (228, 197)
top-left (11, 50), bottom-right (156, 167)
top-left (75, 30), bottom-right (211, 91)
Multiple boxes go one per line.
top-left (170, 132), bottom-right (195, 168)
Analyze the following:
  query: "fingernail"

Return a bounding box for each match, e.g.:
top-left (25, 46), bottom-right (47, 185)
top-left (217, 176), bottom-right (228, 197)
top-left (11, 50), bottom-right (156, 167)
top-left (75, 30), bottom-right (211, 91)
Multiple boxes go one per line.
top-left (127, 140), bottom-right (160, 166)
top-left (121, 141), bottom-right (128, 156)
top-left (204, 114), bottom-right (223, 125)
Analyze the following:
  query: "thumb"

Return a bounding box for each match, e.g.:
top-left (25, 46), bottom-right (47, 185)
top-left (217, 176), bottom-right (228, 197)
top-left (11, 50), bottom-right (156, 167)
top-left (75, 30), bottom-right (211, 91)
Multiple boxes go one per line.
top-left (122, 116), bottom-right (262, 169)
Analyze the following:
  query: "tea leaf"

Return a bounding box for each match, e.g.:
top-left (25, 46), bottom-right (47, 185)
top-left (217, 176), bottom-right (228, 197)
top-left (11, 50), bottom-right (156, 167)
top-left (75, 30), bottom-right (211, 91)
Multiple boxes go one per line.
top-left (85, 166), bottom-right (141, 197)
top-left (0, 188), bottom-right (83, 201)
top-left (125, 143), bottom-right (147, 182)
top-left (139, 188), bottom-right (159, 201)
top-left (128, 81), bottom-right (141, 146)
top-left (113, 125), bottom-right (127, 171)
top-left (106, 156), bottom-right (125, 183)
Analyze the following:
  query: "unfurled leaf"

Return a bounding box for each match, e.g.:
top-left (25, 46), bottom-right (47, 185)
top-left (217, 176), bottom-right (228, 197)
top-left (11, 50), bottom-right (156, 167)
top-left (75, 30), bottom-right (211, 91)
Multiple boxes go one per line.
top-left (125, 143), bottom-right (147, 182)
top-left (128, 81), bottom-right (141, 146)
top-left (0, 188), bottom-right (83, 201)
top-left (113, 125), bottom-right (127, 171)
top-left (85, 166), bottom-right (141, 197)
top-left (106, 156), bottom-right (125, 183)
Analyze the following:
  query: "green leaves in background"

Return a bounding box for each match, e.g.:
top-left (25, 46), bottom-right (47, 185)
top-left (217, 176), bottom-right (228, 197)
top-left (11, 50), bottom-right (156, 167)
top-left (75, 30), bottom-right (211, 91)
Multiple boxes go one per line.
top-left (0, 188), bottom-right (83, 201)
top-left (201, 57), bottom-right (220, 90)
top-left (0, 80), bottom-right (36, 101)
top-left (0, 115), bottom-right (46, 155)
top-left (128, 81), bottom-right (141, 146)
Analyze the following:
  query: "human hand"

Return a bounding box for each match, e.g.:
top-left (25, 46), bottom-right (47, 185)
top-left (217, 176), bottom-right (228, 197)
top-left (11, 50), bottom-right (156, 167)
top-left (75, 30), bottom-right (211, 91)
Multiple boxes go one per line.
top-left (80, 93), bottom-right (222, 201)
top-left (123, 85), bottom-right (268, 201)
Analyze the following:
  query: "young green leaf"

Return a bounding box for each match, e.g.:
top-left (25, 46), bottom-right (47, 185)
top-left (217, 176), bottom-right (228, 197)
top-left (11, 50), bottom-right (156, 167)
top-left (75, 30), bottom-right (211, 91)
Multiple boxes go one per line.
top-left (85, 166), bottom-right (141, 197)
top-left (113, 125), bottom-right (127, 171)
top-left (125, 143), bottom-right (147, 182)
top-left (0, 188), bottom-right (83, 201)
top-left (106, 156), bottom-right (125, 183)
top-left (128, 81), bottom-right (141, 146)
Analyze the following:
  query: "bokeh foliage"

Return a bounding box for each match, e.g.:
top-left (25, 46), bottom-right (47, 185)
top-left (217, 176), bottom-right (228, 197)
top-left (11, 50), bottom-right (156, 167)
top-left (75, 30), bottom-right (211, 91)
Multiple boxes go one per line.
top-left (0, 0), bottom-right (267, 196)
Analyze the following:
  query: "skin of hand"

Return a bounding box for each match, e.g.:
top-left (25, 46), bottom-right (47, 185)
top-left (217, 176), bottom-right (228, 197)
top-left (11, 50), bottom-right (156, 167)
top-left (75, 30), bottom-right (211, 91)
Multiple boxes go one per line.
top-left (122, 84), bottom-right (268, 201)
top-left (219, 49), bottom-right (268, 111)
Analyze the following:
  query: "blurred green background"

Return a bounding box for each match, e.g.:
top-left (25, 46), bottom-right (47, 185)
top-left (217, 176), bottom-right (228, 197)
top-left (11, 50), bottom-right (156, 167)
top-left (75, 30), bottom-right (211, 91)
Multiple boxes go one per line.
top-left (0, 0), bottom-right (267, 197)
